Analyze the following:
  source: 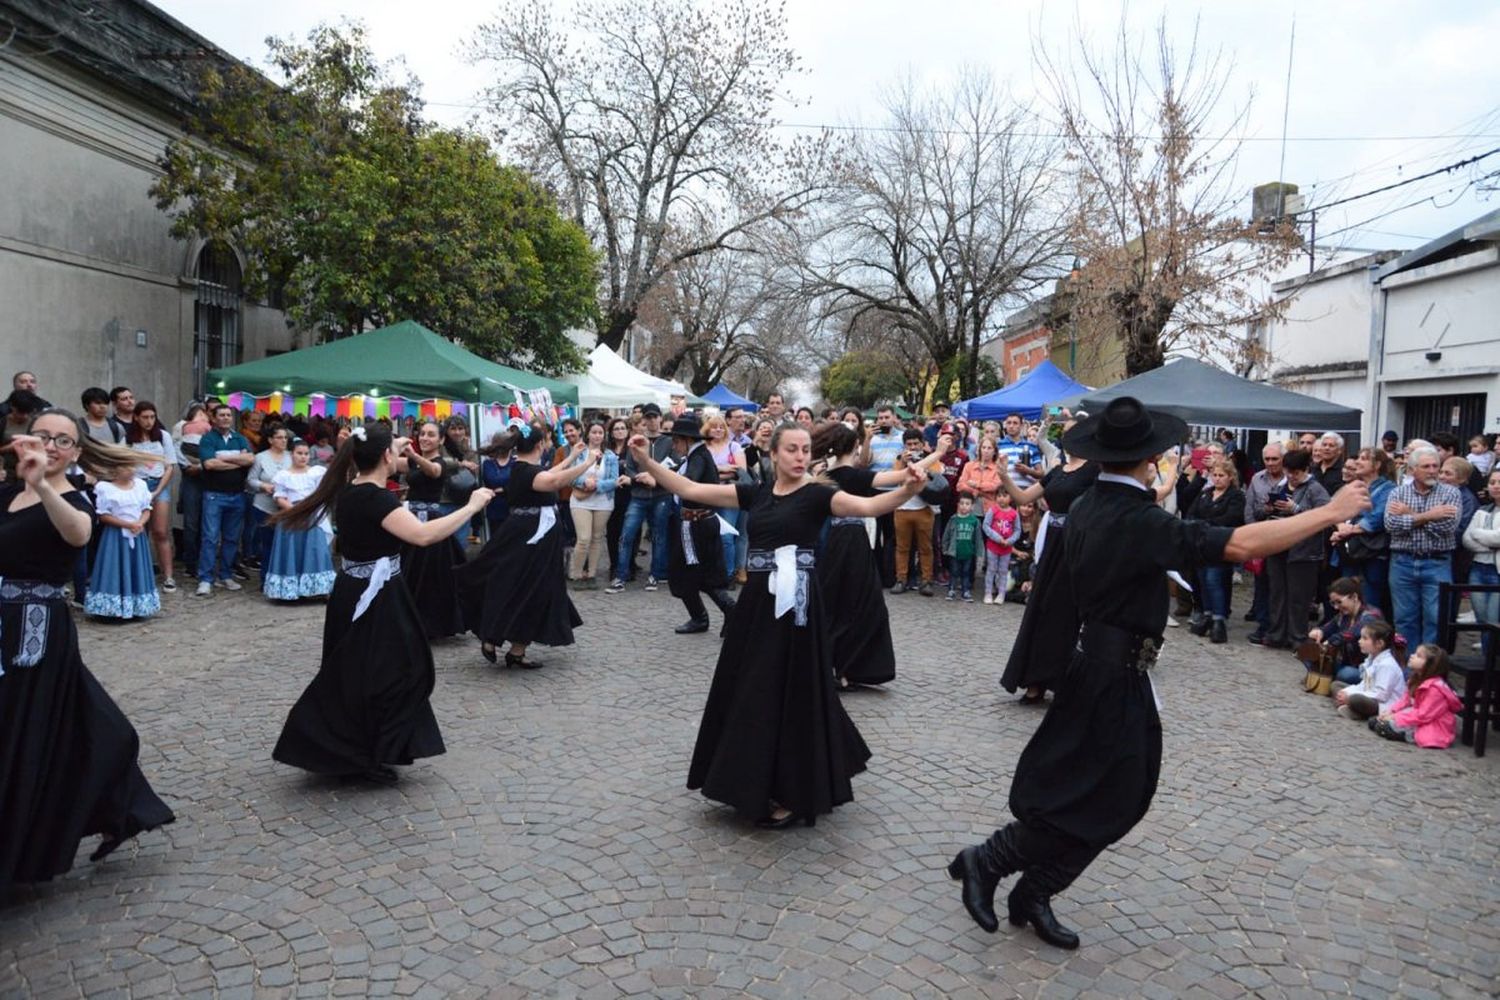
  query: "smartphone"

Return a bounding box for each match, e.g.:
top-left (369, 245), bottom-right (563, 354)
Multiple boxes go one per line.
top-left (1046, 406), bottom-right (1062, 417)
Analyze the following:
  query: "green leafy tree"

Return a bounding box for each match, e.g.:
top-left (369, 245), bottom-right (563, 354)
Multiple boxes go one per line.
top-left (819, 351), bottom-right (909, 410)
top-left (151, 23), bottom-right (596, 372)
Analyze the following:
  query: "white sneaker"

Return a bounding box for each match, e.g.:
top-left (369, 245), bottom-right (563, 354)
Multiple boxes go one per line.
top-left (1455, 610), bottom-right (1476, 624)
top-left (983, 593), bottom-right (994, 605)
top-left (161, 577), bottom-right (177, 592)
top-left (218, 579), bottom-right (243, 592)
top-left (1165, 614), bottom-right (1181, 628)
top-left (196, 581), bottom-right (212, 597)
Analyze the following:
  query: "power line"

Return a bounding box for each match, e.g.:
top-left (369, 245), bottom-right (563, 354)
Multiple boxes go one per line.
top-left (1301, 147), bottom-right (1500, 214)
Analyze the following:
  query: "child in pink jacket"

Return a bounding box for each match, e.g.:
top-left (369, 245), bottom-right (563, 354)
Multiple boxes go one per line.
top-left (1370, 644), bottom-right (1462, 748)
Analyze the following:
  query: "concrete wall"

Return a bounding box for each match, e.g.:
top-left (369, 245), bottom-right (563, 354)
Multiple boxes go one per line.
top-left (1371, 247), bottom-right (1500, 440)
top-left (0, 48), bottom-right (294, 419)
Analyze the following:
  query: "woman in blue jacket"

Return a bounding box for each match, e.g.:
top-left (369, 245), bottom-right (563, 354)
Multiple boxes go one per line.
top-left (1330, 446), bottom-right (1396, 614)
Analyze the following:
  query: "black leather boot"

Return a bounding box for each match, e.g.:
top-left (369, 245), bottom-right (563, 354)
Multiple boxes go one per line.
top-left (674, 618), bottom-right (710, 634)
top-left (1007, 888), bottom-right (1080, 949)
top-left (1209, 619), bottom-right (1228, 644)
top-left (1188, 612), bottom-right (1210, 636)
top-left (947, 846), bottom-right (1001, 933)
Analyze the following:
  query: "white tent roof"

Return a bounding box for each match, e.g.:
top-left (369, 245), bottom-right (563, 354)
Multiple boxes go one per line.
top-left (562, 344), bottom-right (700, 409)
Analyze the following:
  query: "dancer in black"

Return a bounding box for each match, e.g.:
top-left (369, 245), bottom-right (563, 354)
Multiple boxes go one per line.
top-left (996, 416), bottom-right (1099, 703)
top-left (810, 422), bottom-right (950, 688)
top-left (272, 425), bottom-right (493, 784)
top-left (949, 398), bottom-right (1370, 949)
top-left (664, 415), bottom-right (737, 635)
top-left (627, 424), bottom-right (929, 827)
top-left (398, 420), bottom-right (466, 638)
top-left (1, 410), bottom-right (174, 886)
top-left (456, 422), bottom-right (584, 669)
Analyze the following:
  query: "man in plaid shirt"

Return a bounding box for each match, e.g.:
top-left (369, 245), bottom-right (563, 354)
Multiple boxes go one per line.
top-left (1385, 446), bottom-right (1462, 645)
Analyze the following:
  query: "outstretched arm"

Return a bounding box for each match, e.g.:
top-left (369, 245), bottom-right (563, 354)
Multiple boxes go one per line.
top-left (1223, 481), bottom-right (1370, 563)
top-left (830, 465), bottom-right (927, 517)
top-left (627, 436), bottom-right (741, 508)
top-left (996, 461), bottom-right (1046, 505)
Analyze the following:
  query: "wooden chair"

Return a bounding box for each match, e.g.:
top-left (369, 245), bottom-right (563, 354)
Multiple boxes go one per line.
top-left (1438, 581), bottom-right (1500, 757)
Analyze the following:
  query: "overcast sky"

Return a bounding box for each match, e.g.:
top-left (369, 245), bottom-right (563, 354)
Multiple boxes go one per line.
top-left (156, 0), bottom-right (1500, 252)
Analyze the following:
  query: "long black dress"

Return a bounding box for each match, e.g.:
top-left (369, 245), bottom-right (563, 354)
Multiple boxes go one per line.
top-left (0, 483), bottom-right (174, 885)
top-left (1000, 462), bottom-right (1099, 694)
top-left (274, 484), bottom-right (446, 774)
top-left (458, 461), bottom-right (581, 649)
top-left (400, 459), bottom-right (465, 639)
top-left (688, 481), bottom-right (871, 820)
top-left (820, 465), bottom-right (896, 686)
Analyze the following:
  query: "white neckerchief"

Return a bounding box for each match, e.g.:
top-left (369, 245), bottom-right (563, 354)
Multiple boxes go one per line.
top-left (1096, 471), bottom-right (1150, 492)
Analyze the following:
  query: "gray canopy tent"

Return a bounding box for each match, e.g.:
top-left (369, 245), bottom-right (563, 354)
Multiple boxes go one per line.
top-left (1056, 358), bottom-right (1361, 431)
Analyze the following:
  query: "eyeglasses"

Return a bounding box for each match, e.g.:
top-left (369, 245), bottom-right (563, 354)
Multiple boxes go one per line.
top-left (32, 432), bottom-right (78, 450)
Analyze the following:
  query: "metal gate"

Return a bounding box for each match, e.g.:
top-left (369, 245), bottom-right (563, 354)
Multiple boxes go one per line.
top-left (1401, 392), bottom-right (1488, 442)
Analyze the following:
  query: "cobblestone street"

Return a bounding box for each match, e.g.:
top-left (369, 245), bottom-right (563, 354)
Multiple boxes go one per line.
top-left (3, 575), bottom-right (1498, 999)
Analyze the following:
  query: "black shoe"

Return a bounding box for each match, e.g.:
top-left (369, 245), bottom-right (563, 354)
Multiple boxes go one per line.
top-left (918, 582), bottom-right (934, 597)
top-left (231, 566), bottom-right (251, 582)
top-left (480, 642), bottom-right (498, 664)
top-left (1007, 890), bottom-right (1079, 950)
top-left (1247, 632), bottom-right (1266, 645)
top-left (890, 582), bottom-right (906, 595)
top-left (505, 651), bottom-right (544, 669)
top-left (675, 618), bottom-right (710, 634)
top-left (947, 846), bottom-right (1000, 933)
top-left (361, 765), bottom-right (399, 786)
top-left (1209, 620), bottom-right (1227, 644)
top-left (1243, 610), bottom-right (1258, 622)
top-left (1188, 614), bottom-right (1210, 636)
top-left (755, 810), bottom-right (814, 829)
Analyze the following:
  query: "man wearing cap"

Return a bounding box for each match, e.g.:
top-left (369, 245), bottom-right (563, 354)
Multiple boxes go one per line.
top-left (948, 396), bottom-right (1370, 951)
top-left (607, 404), bottom-right (674, 592)
top-left (662, 414), bottom-right (737, 634)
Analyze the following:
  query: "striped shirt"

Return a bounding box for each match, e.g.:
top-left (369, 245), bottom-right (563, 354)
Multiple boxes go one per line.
top-left (1384, 481), bottom-right (1463, 555)
top-left (996, 436), bottom-right (1044, 488)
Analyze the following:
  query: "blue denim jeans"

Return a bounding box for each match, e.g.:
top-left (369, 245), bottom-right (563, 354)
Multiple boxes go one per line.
top-left (1250, 568), bottom-right (1270, 632)
top-left (615, 495), bottom-right (672, 583)
top-left (1389, 553), bottom-right (1451, 648)
top-left (1469, 562), bottom-right (1499, 656)
top-left (1199, 564), bottom-right (1233, 620)
top-left (1335, 664), bottom-right (1362, 685)
top-left (199, 490), bottom-right (245, 583)
top-left (946, 554), bottom-right (974, 596)
top-left (178, 472), bottom-right (203, 569)
top-left (719, 509), bottom-right (739, 574)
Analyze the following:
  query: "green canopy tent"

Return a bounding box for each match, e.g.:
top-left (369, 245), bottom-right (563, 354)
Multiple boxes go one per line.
top-left (208, 319), bottom-right (578, 406)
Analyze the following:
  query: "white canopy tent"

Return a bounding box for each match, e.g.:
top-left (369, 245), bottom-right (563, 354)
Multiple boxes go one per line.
top-left (562, 343), bottom-right (704, 409)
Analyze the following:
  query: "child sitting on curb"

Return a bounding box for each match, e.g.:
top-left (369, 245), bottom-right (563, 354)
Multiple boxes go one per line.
top-left (1333, 620), bottom-right (1406, 721)
top-left (1370, 644), bottom-right (1461, 747)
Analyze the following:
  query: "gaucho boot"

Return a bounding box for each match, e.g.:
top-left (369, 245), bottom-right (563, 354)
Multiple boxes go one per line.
top-left (1007, 875), bottom-right (1080, 950)
top-left (948, 829), bottom-right (1024, 934)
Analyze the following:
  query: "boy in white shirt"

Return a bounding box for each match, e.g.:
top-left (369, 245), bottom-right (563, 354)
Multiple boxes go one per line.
top-left (1333, 620), bottom-right (1406, 720)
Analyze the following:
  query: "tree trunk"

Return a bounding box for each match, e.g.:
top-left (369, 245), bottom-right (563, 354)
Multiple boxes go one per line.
top-left (599, 307), bottom-right (637, 353)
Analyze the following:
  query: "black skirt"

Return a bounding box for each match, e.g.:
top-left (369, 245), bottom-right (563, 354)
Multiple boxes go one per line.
top-left (1008, 648), bottom-right (1161, 850)
top-left (668, 511), bottom-right (728, 598)
top-left (1000, 521), bottom-right (1080, 693)
top-left (458, 510), bottom-right (581, 647)
top-left (274, 570), bottom-right (446, 774)
top-left (0, 598), bottom-right (174, 885)
top-left (818, 522), bottom-right (896, 685)
top-left (687, 576), bottom-right (870, 820)
top-left (401, 535), bottom-right (466, 639)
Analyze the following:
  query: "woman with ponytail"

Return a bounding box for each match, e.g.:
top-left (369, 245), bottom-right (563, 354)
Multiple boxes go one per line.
top-left (1, 409), bottom-right (174, 887)
top-left (809, 421), bottom-right (908, 689)
top-left (456, 422), bottom-right (585, 669)
top-left (271, 424), bottom-right (493, 785)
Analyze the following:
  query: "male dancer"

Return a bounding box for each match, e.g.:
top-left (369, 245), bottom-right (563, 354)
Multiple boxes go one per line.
top-left (663, 415), bottom-right (736, 634)
top-left (949, 397), bottom-right (1369, 949)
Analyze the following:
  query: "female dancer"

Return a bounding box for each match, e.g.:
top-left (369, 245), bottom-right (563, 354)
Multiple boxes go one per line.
top-left (399, 420), bottom-right (466, 639)
top-left (809, 421), bottom-right (927, 688)
top-left (271, 425), bottom-right (493, 784)
top-left (263, 439), bottom-right (334, 601)
top-left (996, 412), bottom-right (1098, 704)
top-left (627, 424), bottom-right (929, 827)
top-left (457, 422), bottom-right (585, 669)
top-left (1, 411), bottom-right (174, 885)
top-left (127, 401), bottom-right (177, 592)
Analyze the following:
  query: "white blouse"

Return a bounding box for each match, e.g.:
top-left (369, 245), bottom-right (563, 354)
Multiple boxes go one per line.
top-left (272, 466), bottom-right (326, 505)
top-left (131, 434), bottom-right (178, 480)
top-left (94, 479), bottom-right (154, 522)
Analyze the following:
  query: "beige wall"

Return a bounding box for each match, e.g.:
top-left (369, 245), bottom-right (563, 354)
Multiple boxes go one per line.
top-left (0, 48), bottom-right (295, 419)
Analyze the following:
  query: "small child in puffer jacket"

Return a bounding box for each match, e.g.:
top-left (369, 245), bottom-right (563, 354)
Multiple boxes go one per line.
top-left (1370, 644), bottom-right (1462, 748)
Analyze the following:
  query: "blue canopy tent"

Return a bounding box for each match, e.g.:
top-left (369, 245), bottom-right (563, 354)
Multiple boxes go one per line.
top-left (951, 360), bottom-right (1089, 422)
top-left (701, 383), bottom-right (759, 412)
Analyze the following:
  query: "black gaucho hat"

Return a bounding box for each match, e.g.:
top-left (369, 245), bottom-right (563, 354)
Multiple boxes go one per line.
top-left (1061, 396), bottom-right (1188, 463)
top-left (666, 415), bottom-right (704, 440)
